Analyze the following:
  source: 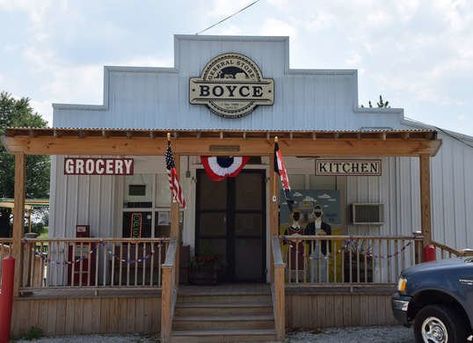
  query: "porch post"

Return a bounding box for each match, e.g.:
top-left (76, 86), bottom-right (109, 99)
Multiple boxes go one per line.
top-left (268, 152), bottom-right (278, 282)
top-left (12, 152), bottom-right (26, 297)
top-left (419, 154), bottom-right (432, 247)
top-left (170, 154), bottom-right (180, 285)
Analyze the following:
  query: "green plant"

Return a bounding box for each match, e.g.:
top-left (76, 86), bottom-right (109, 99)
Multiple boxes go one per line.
top-left (21, 326), bottom-right (44, 340)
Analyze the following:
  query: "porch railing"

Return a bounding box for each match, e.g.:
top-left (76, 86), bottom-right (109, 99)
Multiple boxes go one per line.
top-left (432, 240), bottom-right (473, 259)
top-left (280, 235), bottom-right (424, 285)
top-left (20, 237), bottom-right (170, 290)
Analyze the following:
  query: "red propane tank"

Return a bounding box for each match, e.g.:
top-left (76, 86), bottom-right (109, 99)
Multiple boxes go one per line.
top-left (423, 244), bottom-right (436, 262)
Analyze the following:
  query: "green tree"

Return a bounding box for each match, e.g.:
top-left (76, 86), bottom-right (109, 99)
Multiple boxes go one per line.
top-left (0, 92), bottom-right (50, 237)
top-left (361, 95), bottom-right (390, 108)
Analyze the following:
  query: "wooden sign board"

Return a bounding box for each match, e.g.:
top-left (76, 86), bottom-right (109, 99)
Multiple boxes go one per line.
top-left (64, 158), bottom-right (134, 175)
top-left (315, 159), bottom-right (382, 176)
top-left (189, 53), bottom-right (274, 118)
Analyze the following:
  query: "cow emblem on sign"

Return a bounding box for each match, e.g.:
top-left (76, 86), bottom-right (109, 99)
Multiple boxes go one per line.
top-left (189, 53), bottom-right (274, 118)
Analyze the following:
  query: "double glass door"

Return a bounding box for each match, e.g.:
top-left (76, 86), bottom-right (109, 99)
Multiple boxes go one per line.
top-left (196, 169), bottom-right (266, 282)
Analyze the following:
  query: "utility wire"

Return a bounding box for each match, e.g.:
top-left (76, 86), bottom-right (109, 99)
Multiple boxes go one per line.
top-left (405, 116), bottom-right (473, 149)
top-left (196, 0), bottom-right (262, 35)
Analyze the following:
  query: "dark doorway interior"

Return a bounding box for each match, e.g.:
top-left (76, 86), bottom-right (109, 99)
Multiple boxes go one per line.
top-left (195, 169), bottom-right (266, 282)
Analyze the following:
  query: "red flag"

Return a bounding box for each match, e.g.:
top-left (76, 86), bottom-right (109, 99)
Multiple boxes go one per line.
top-left (165, 141), bottom-right (186, 208)
top-left (274, 141), bottom-right (293, 211)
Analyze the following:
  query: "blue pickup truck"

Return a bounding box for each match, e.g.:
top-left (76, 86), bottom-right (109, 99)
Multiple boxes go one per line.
top-left (392, 257), bottom-right (473, 342)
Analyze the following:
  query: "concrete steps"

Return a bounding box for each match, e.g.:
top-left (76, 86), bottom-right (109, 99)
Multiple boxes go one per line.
top-left (171, 285), bottom-right (278, 342)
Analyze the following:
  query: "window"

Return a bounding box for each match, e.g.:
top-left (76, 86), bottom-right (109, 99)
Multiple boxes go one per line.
top-left (128, 184), bottom-right (146, 196)
top-left (122, 173), bottom-right (184, 238)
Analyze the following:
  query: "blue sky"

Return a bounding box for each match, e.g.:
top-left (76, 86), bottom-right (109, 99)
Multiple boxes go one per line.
top-left (0, 0), bottom-right (472, 135)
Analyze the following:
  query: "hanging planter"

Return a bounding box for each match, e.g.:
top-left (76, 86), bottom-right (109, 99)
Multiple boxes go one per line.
top-left (201, 156), bottom-right (250, 181)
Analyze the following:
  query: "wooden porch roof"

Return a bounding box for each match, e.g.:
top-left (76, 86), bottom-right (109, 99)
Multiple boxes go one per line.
top-left (1, 127), bottom-right (441, 157)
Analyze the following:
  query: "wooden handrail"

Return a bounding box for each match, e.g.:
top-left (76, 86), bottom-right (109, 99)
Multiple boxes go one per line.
top-left (22, 237), bottom-right (170, 243)
top-left (272, 236), bottom-right (285, 267)
top-left (271, 235), bottom-right (285, 341)
top-left (432, 241), bottom-right (473, 257)
top-left (281, 235), bottom-right (422, 241)
top-left (162, 239), bottom-right (177, 268)
top-left (161, 239), bottom-right (178, 343)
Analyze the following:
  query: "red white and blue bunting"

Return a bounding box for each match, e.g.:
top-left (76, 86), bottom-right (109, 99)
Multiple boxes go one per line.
top-left (201, 156), bottom-right (250, 181)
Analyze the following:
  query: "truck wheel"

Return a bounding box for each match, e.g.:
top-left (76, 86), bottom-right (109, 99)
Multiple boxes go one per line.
top-left (413, 304), bottom-right (467, 343)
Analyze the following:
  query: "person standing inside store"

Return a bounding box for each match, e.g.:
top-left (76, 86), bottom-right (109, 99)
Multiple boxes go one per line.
top-left (306, 205), bottom-right (332, 282)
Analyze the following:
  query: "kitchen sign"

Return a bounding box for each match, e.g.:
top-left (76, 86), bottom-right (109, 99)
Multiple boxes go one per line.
top-left (64, 158), bottom-right (134, 175)
top-left (189, 53), bottom-right (274, 118)
top-left (315, 159), bottom-right (382, 176)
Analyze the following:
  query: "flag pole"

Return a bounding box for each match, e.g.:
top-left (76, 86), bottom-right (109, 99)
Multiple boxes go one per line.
top-left (273, 136), bottom-right (278, 202)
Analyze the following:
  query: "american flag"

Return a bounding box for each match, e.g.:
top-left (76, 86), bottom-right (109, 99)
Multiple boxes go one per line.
top-left (274, 141), bottom-right (293, 211)
top-left (165, 141), bottom-right (186, 208)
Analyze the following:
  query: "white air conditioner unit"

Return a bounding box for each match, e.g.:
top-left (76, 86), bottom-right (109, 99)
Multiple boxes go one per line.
top-left (350, 203), bottom-right (384, 225)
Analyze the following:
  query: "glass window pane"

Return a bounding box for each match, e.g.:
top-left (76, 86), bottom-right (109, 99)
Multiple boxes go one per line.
top-left (235, 173), bottom-right (262, 210)
top-left (198, 239), bottom-right (226, 260)
top-left (124, 174), bottom-right (153, 208)
top-left (154, 211), bottom-right (183, 238)
top-left (156, 173), bottom-right (171, 207)
top-left (235, 213), bottom-right (262, 236)
top-left (122, 212), bottom-right (152, 238)
top-left (199, 213), bottom-right (226, 237)
top-left (199, 173), bottom-right (227, 210)
top-left (235, 238), bottom-right (262, 281)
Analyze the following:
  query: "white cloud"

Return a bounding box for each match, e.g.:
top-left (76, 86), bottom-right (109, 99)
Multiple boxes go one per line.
top-left (259, 18), bottom-right (297, 37)
top-left (208, 0), bottom-right (257, 18)
top-left (30, 99), bottom-right (53, 124)
top-left (1, 0), bottom-right (473, 135)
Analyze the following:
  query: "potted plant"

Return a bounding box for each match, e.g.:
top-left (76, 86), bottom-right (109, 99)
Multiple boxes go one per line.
top-left (188, 255), bottom-right (221, 285)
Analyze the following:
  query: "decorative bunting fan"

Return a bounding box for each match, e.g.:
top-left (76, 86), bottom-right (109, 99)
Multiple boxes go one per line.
top-left (201, 156), bottom-right (250, 181)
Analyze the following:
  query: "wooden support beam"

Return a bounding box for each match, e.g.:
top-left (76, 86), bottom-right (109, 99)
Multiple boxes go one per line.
top-left (420, 155), bottom-right (432, 246)
top-left (12, 152), bottom-right (25, 297)
top-left (268, 148), bottom-right (278, 282)
top-left (1, 136), bottom-right (443, 157)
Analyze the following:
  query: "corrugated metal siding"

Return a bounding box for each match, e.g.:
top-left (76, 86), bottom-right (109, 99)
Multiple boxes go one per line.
top-left (49, 156), bottom-right (117, 238)
top-left (431, 133), bottom-right (473, 249)
top-left (345, 157), bottom-right (420, 237)
top-left (49, 145), bottom-right (473, 249)
top-left (53, 36), bottom-right (403, 131)
top-left (48, 35), bottom-right (473, 250)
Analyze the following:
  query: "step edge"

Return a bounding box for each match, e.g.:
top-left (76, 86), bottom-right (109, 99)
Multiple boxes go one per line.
top-left (176, 303), bottom-right (272, 308)
top-left (171, 329), bottom-right (277, 336)
top-left (174, 315), bottom-right (274, 321)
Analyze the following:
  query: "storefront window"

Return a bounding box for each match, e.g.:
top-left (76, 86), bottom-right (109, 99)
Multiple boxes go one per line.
top-left (122, 173), bottom-right (183, 238)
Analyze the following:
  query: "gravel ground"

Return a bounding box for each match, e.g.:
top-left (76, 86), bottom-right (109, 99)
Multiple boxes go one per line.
top-left (286, 326), bottom-right (414, 342)
top-left (15, 326), bottom-right (414, 342)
